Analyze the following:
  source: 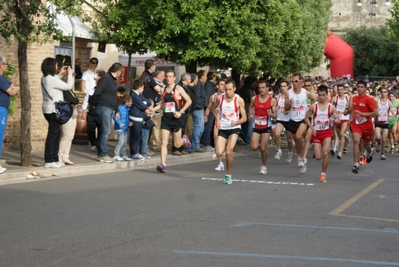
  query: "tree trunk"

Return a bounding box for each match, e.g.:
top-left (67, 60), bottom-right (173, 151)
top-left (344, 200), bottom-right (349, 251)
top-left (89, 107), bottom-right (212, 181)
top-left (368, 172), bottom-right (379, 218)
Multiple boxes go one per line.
top-left (185, 61), bottom-right (197, 74)
top-left (18, 40), bottom-right (32, 166)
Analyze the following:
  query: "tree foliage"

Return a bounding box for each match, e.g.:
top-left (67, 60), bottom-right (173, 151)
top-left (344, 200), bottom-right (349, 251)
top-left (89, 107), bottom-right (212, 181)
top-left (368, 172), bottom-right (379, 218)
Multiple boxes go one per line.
top-left (343, 26), bottom-right (399, 77)
top-left (386, 0), bottom-right (399, 40)
top-left (91, 0), bottom-right (331, 76)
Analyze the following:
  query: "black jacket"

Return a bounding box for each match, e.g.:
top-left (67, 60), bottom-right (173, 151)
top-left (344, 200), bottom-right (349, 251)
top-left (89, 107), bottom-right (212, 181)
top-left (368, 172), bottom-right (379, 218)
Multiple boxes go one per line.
top-left (92, 72), bottom-right (118, 112)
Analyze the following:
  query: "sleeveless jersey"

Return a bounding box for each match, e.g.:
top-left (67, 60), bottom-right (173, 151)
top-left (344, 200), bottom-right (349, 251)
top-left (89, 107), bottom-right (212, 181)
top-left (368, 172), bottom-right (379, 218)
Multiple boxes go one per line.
top-left (219, 93), bottom-right (240, 130)
top-left (161, 85), bottom-right (184, 116)
top-left (276, 94), bottom-right (290, 121)
top-left (313, 102), bottom-right (332, 131)
top-left (334, 95), bottom-right (350, 120)
top-left (289, 88), bottom-right (307, 122)
top-left (376, 98), bottom-right (390, 124)
top-left (253, 95), bottom-right (272, 129)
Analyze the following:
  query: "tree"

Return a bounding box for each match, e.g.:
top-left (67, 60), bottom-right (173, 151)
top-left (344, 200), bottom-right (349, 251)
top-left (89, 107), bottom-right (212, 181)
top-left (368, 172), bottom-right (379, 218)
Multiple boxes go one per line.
top-left (0, 0), bottom-right (76, 166)
top-left (91, 0), bottom-right (331, 76)
top-left (386, 0), bottom-right (399, 40)
top-left (343, 26), bottom-right (399, 77)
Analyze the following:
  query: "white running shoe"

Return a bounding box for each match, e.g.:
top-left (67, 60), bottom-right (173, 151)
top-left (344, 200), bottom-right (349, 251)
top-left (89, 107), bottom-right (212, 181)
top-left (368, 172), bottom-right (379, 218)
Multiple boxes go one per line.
top-left (286, 153), bottom-right (293, 163)
top-left (215, 163), bottom-right (224, 171)
top-left (259, 166), bottom-right (267, 175)
top-left (113, 156), bottom-right (124, 161)
top-left (123, 156), bottom-right (132, 161)
top-left (274, 151), bottom-right (282, 160)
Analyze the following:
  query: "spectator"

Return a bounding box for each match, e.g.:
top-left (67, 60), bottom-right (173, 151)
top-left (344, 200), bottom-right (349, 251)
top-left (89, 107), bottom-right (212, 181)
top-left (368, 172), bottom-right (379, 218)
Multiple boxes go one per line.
top-left (129, 79), bottom-right (152, 160)
top-left (81, 57), bottom-right (99, 151)
top-left (143, 69), bottom-right (165, 154)
top-left (40, 57), bottom-right (74, 168)
top-left (0, 56), bottom-right (20, 173)
top-left (113, 95), bottom-right (133, 161)
top-left (92, 62), bottom-right (123, 163)
top-left (75, 58), bottom-right (82, 79)
top-left (58, 89), bottom-right (79, 165)
top-left (191, 70), bottom-right (207, 152)
top-left (201, 72), bottom-right (218, 151)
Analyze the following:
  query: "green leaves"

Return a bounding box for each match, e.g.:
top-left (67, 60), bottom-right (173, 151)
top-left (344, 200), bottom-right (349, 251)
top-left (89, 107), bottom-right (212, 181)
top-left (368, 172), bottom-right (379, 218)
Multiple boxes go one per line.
top-left (91, 0), bottom-right (331, 75)
top-left (343, 26), bottom-right (399, 77)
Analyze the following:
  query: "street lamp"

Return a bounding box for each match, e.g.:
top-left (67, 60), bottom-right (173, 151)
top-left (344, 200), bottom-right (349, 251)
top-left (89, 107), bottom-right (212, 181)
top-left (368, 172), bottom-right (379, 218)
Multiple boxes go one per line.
top-left (357, 0), bottom-right (363, 6)
top-left (385, 0), bottom-right (390, 6)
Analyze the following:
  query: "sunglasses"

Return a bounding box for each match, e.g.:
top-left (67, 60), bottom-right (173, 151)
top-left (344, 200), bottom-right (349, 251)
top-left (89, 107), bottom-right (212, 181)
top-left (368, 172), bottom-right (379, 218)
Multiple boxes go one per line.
top-left (91, 62), bottom-right (98, 65)
top-left (2, 62), bottom-right (8, 65)
top-left (292, 80), bottom-right (300, 83)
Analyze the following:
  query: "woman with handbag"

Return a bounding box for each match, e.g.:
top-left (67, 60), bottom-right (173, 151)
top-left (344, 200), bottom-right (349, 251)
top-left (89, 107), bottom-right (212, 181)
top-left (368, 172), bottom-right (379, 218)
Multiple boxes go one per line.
top-left (41, 57), bottom-right (74, 168)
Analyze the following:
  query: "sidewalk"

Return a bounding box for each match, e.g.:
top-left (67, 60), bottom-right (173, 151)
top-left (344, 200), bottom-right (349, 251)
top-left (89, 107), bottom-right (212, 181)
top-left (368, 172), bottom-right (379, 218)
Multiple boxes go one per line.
top-left (0, 141), bottom-right (254, 184)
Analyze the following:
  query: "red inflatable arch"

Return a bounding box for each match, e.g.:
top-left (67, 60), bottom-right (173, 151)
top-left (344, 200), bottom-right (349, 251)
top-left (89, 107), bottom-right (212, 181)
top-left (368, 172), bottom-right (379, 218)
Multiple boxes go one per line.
top-left (324, 30), bottom-right (354, 79)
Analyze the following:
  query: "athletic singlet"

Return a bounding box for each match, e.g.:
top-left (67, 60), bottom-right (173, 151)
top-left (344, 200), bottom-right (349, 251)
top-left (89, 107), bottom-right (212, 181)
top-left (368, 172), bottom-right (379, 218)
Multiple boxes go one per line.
top-left (289, 88), bottom-right (307, 122)
top-left (376, 98), bottom-right (390, 124)
top-left (218, 93), bottom-right (240, 130)
top-left (161, 85), bottom-right (184, 116)
top-left (313, 102), bottom-right (332, 131)
top-left (334, 95), bottom-right (350, 120)
top-left (253, 95), bottom-right (272, 129)
top-left (276, 94), bottom-right (290, 121)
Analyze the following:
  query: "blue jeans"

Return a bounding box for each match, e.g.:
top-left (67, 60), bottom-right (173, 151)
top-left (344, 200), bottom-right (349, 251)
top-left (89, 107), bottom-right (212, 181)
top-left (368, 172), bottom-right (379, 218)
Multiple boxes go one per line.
top-left (114, 131), bottom-right (128, 157)
top-left (96, 106), bottom-right (113, 157)
top-left (140, 128), bottom-right (150, 155)
top-left (192, 109), bottom-right (204, 149)
top-left (201, 112), bottom-right (214, 147)
top-left (0, 106), bottom-right (8, 158)
top-left (245, 118), bottom-right (254, 144)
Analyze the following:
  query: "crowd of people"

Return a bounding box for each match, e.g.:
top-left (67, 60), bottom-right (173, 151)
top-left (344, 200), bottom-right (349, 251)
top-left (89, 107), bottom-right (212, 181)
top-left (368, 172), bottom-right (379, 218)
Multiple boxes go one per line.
top-left (34, 56), bottom-right (399, 184)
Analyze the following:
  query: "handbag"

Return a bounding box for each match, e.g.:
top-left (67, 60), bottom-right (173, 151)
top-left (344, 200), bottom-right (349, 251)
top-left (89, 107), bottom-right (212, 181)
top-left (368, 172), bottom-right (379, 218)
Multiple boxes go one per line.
top-left (42, 80), bottom-right (73, 124)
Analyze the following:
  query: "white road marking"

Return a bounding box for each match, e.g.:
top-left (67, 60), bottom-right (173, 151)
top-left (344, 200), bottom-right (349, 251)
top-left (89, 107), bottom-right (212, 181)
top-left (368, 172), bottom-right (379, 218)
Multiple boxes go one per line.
top-left (202, 178), bottom-right (315, 186)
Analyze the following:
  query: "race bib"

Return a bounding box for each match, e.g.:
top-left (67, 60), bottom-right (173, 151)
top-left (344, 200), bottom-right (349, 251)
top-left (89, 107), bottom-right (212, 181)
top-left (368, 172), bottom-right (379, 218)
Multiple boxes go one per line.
top-left (254, 116), bottom-right (268, 126)
top-left (355, 114), bottom-right (367, 124)
top-left (378, 114), bottom-right (388, 122)
top-left (164, 102), bottom-right (176, 113)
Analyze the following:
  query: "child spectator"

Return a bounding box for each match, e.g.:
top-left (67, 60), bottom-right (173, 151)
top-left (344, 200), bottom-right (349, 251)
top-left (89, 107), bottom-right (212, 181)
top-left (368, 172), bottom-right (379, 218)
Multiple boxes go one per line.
top-left (113, 95), bottom-right (133, 161)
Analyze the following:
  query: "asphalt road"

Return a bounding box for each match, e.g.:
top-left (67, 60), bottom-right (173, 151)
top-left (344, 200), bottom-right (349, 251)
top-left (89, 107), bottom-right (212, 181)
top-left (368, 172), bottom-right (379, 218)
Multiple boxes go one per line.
top-left (0, 149), bottom-right (398, 267)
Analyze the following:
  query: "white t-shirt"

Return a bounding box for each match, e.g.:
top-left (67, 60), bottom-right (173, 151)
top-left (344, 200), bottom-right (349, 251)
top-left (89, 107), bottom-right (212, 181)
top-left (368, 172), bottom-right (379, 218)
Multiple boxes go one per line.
top-left (288, 88), bottom-right (307, 122)
top-left (81, 69), bottom-right (98, 110)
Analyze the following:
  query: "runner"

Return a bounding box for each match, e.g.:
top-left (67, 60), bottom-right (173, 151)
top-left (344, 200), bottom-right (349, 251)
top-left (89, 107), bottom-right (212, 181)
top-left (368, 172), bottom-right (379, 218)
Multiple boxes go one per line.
top-left (156, 70), bottom-right (192, 173)
top-left (204, 78), bottom-right (226, 171)
top-left (284, 73), bottom-right (316, 174)
top-left (302, 78), bottom-right (317, 163)
top-left (212, 79), bottom-right (247, 184)
top-left (248, 81), bottom-right (277, 174)
top-left (274, 80), bottom-right (294, 162)
top-left (305, 85), bottom-right (340, 183)
top-left (388, 91), bottom-right (398, 154)
top-left (332, 84), bottom-right (350, 160)
top-left (374, 88), bottom-right (394, 160)
top-left (347, 80), bottom-right (378, 174)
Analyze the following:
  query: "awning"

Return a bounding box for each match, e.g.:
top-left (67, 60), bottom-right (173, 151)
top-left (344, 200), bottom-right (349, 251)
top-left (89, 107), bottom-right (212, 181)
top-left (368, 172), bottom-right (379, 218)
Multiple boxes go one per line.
top-left (47, 3), bottom-right (98, 42)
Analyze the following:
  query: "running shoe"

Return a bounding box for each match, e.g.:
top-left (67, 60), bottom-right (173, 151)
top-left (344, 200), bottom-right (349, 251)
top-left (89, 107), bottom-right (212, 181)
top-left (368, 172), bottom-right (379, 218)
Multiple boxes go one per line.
top-left (259, 166), bottom-right (267, 175)
top-left (352, 163), bottom-right (360, 174)
top-left (380, 153), bottom-right (386, 160)
top-left (182, 135), bottom-right (192, 151)
top-left (390, 147), bottom-right (395, 154)
top-left (376, 142), bottom-right (381, 153)
top-left (330, 148), bottom-right (336, 156)
top-left (298, 157), bottom-right (305, 168)
top-left (319, 173), bottom-right (326, 183)
top-left (358, 157), bottom-right (366, 166)
top-left (224, 174), bottom-right (232, 185)
top-left (366, 148), bottom-right (374, 163)
top-left (215, 163), bottom-right (224, 171)
top-left (286, 153), bottom-right (293, 163)
top-left (344, 131), bottom-right (350, 141)
top-left (336, 152), bottom-right (342, 160)
top-left (274, 151), bottom-right (282, 160)
top-left (343, 148), bottom-right (347, 154)
top-left (395, 144), bottom-right (399, 151)
top-left (156, 163), bottom-right (167, 173)
top-left (300, 158), bottom-right (307, 174)
top-left (113, 156), bottom-right (124, 161)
